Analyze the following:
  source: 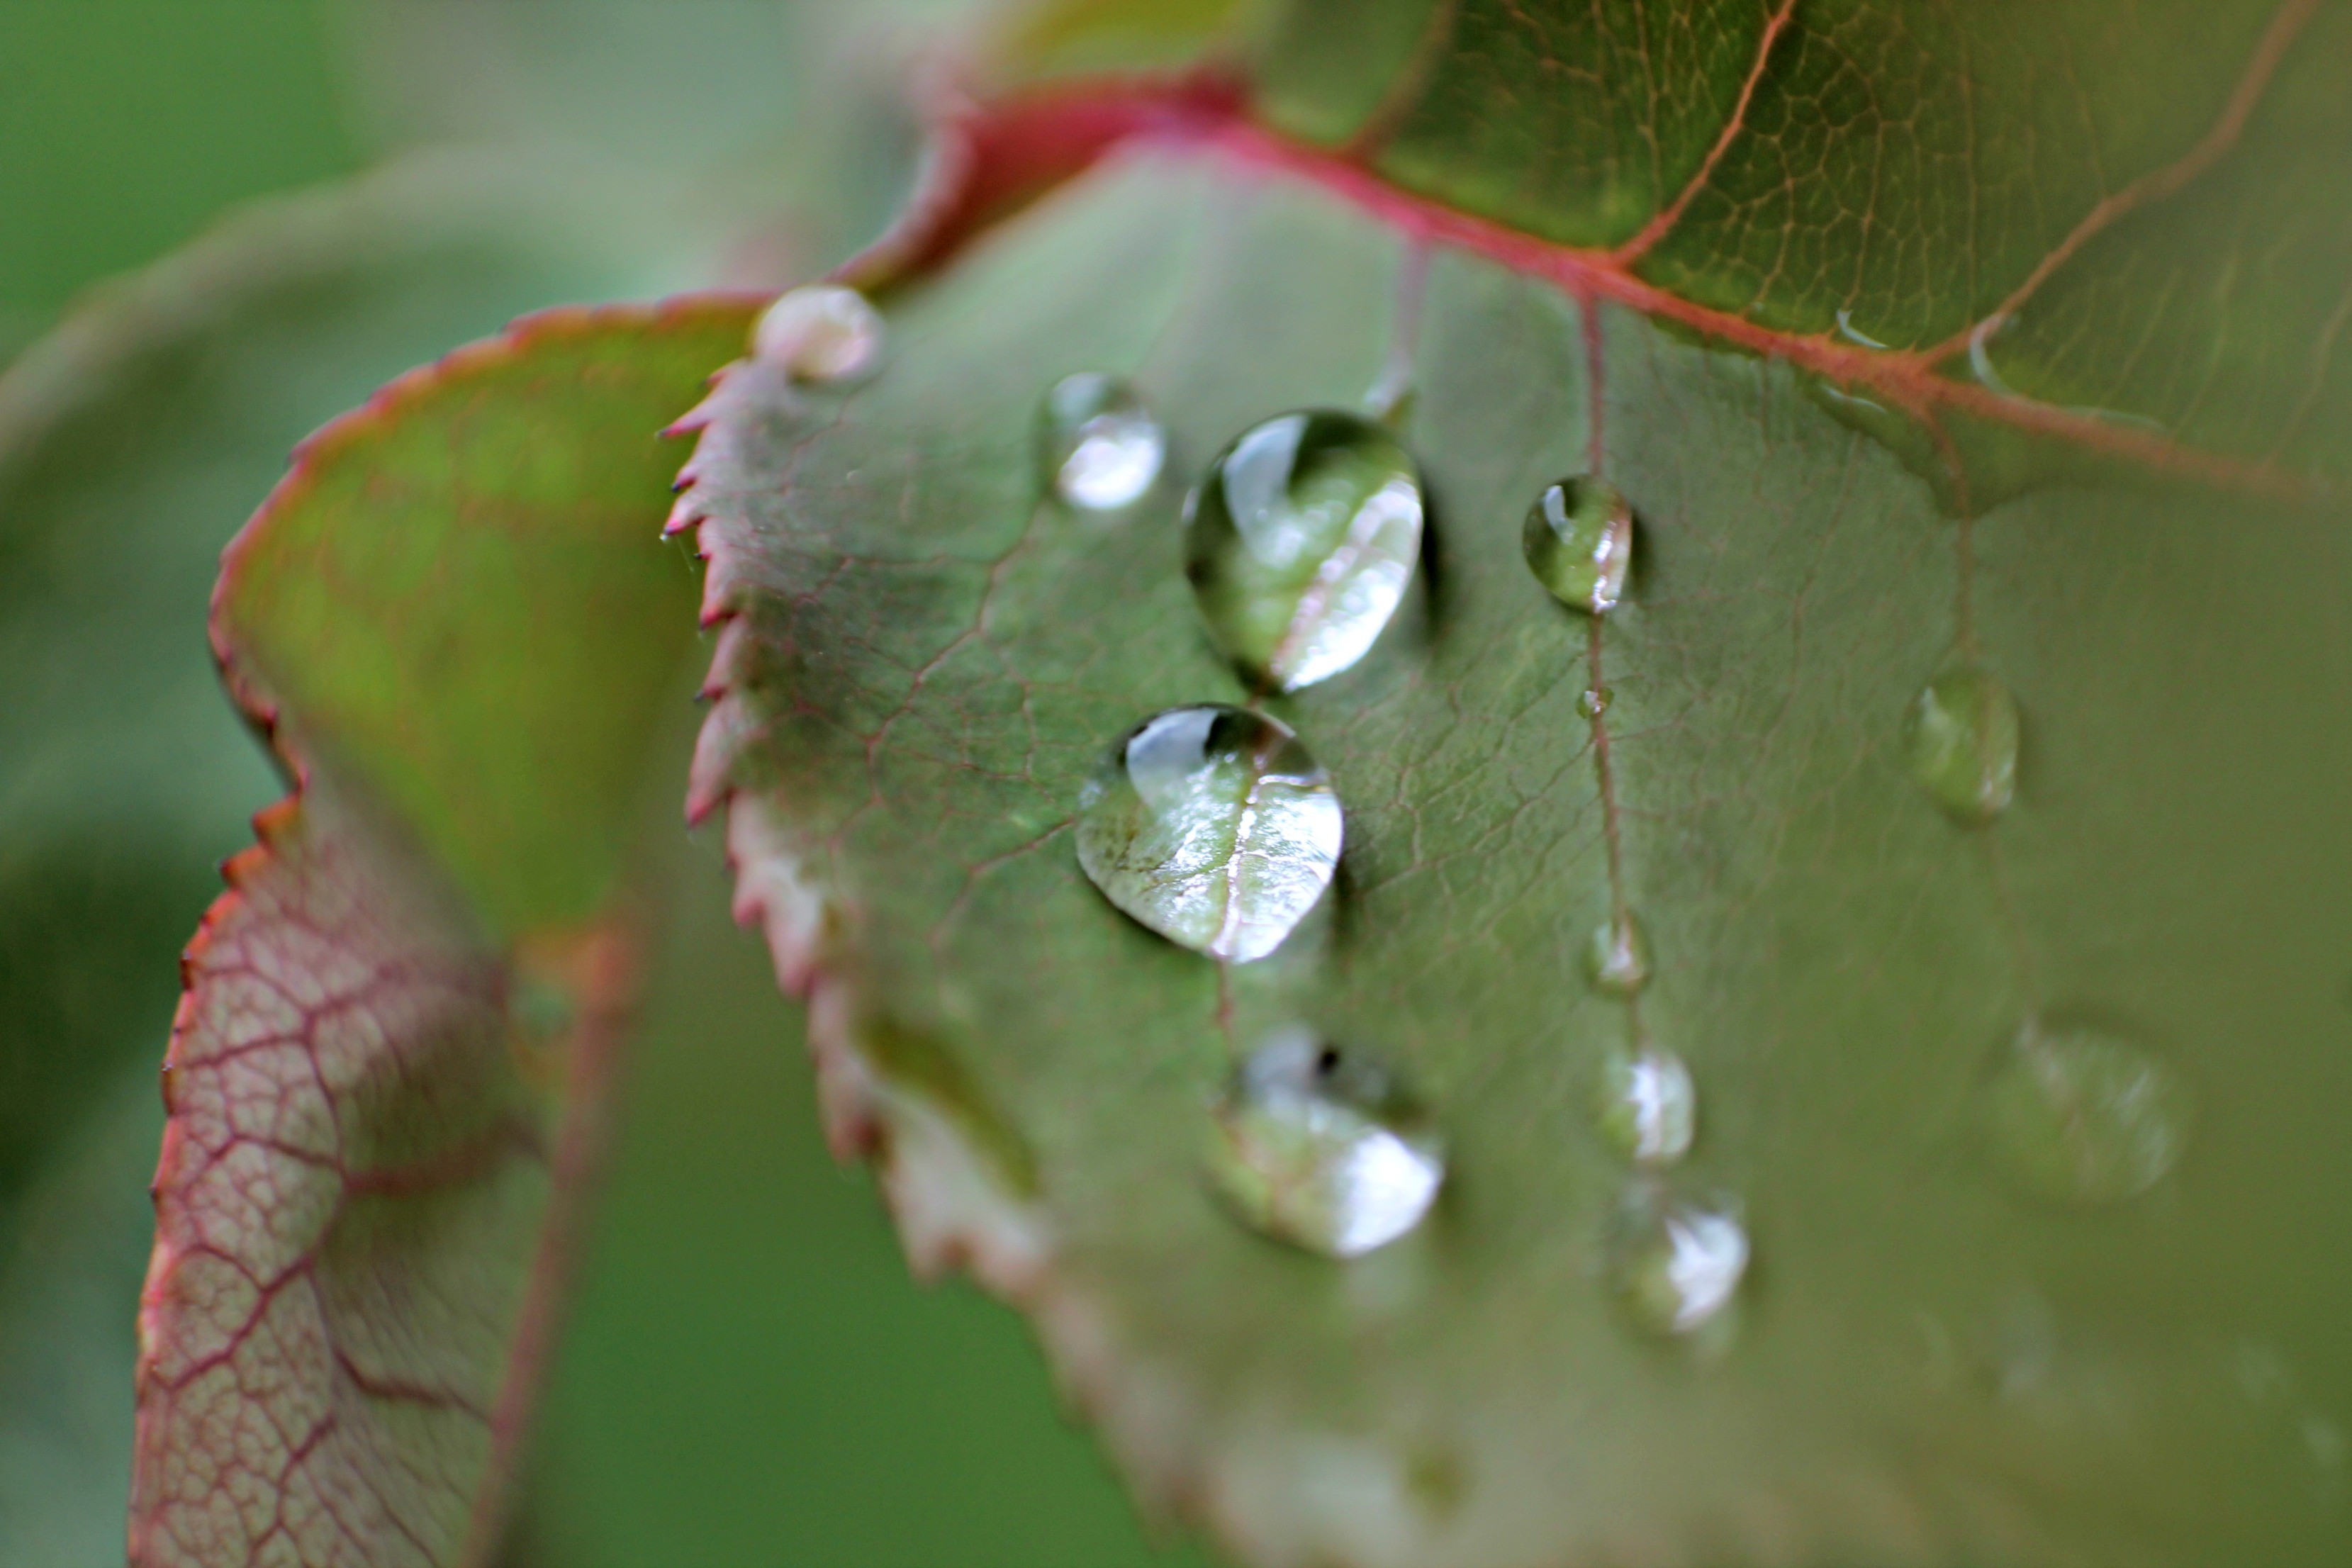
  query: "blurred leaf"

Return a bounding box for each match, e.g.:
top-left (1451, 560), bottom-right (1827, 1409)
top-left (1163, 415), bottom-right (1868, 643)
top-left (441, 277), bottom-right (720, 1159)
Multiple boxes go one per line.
top-left (0, 0), bottom-right (359, 354)
top-left (129, 298), bottom-right (749, 1567)
top-left (672, 1), bottom-right (2352, 1559)
top-left (0, 157), bottom-right (732, 1567)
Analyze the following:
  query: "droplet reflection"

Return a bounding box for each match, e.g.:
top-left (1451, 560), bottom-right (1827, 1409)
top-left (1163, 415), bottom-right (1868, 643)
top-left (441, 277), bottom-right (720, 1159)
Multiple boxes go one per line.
top-left (1207, 1031), bottom-right (1444, 1258)
top-left (1905, 667), bottom-right (2018, 824)
top-left (751, 284), bottom-right (884, 383)
top-left (1038, 372), bottom-right (1165, 510)
top-left (1610, 1187), bottom-right (1749, 1336)
top-left (1075, 706), bottom-right (1342, 963)
top-left (1185, 410), bottom-right (1423, 690)
top-left (1597, 1046), bottom-right (1696, 1165)
top-left (1523, 476), bottom-right (1633, 614)
top-left (1986, 1024), bottom-right (2193, 1204)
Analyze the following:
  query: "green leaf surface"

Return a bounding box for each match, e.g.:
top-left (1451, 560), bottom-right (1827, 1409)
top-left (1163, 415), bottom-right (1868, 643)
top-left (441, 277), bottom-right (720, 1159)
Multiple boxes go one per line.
top-left (128, 300), bottom-right (748, 1568)
top-left (1250, 0), bottom-right (2351, 486)
top-left (678, 38), bottom-right (2352, 1559)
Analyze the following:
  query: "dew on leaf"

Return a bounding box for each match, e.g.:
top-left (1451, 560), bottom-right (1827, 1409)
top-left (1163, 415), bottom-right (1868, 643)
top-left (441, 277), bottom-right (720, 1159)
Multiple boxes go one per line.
top-left (1584, 909), bottom-right (1652, 996)
top-left (1075, 705), bottom-right (1342, 963)
top-left (1596, 1046), bottom-right (1696, 1165)
top-left (1608, 1186), bottom-right (1749, 1336)
top-left (1577, 685), bottom-right (1613, 719)
top-left (1905, 667), bottom-right (2019, 823)
top-left (1206, 1029), bottom-right (1444, 1258)
top-left (751, 284), bottom-right (883, 382)
top-left (1522, 476), bottom-right (1633, 615)
top-left (1184, 409), bottom-right (1423, 690)
top-left (1986, 1024), bottom-right (2194, 1204)
top-left (1038, 371), bottom-right (1165, 510)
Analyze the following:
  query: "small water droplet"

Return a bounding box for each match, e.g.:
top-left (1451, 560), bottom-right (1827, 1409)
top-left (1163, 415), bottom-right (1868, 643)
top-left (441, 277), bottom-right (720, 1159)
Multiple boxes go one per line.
top-left (1185, 410), bottom-right (1423, 690)
top-left (1609, 1187), bottom-right (1749, 1335)
top-left (1075, 706), bottom-right (1342, 962)
top-left (1986, 1024), bottom-right (2193, 1204)
top-left (1584, 910), bottom-right (1652, 996)
top-left (1038, 372), bottom-right (1165, 509)
top-left (1596, 1046), bottom-right (1696, 1165)
top-left (1523, 476), bottom-right (1633, 614)
top-left (751, 284), bottom-right (883, 382)
top-left (1577, 685), bottom-right (1613, 719)
top-left (1905, 667), bottom-right (2018, 823)
top-left (1206, 1030), bottom-right (1443, 1258)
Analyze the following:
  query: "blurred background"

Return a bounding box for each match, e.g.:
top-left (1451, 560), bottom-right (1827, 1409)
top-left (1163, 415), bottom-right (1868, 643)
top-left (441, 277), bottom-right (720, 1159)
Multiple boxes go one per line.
top-left (0, 3), bottom-right (1206, 1562)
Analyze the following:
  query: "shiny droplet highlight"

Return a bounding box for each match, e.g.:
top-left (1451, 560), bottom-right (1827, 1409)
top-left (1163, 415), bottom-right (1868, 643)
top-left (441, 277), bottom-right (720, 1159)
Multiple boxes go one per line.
top-left (1523, 476), bottom-right (1633, 614)
top-left (1038, 372), bottom-right (1165, 510)
top-left (1610, 1187), bottom-right (1749, 1336)
top-left (1986, 1025), bottom-right (2193, 1204)
top-left (1905, 667), bottom-right (2018, 823)
top-left (1075, 706), bottom-right (1342, 963)
top-left (1207, 1031), bottom-right (1443, 1258)
top-left (1597, 1046), bottom-right (1696, 1165)
top-left (1584, 910), bottom-right (1652, 996)
top-left (751, 284), bottom-right (883, 382)
top-left (1577, 685), bottom-right (1613, 719)
top-left (1185, 410), bottom-right (1423, 690)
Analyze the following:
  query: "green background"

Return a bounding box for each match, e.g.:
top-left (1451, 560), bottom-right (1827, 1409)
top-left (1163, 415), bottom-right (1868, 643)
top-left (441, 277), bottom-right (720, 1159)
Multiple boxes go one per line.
top-left (0, 3), bottom-right (1197, 1563)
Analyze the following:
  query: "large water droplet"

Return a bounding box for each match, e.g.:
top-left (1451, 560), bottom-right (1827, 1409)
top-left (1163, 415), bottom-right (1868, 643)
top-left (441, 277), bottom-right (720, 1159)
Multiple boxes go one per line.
top-left (1206, 1030), bottom-right (1443, 1258)
top-left (1584, 910), bottom-right (1652, 996)
top-left (1185, 410), bottom-right (1423, 691)
top-left (1609, 1187), bottom-right (1749, 1335)
top-left (1075, 706), bottom-right (1342, 963)
top-left (1523, 476), bottom-right (1633, 614)
top-left (1905, 667), bottom-right (2018, 823)
top-left (752, 284), bottom-right (883, 382)
top-left (1038, 372), bottom-right (1165, 510)
top-left (1986, 1024), bottom-right (2193, 1204)
top-left (1597, 1046), bottom-right (1695, 1165)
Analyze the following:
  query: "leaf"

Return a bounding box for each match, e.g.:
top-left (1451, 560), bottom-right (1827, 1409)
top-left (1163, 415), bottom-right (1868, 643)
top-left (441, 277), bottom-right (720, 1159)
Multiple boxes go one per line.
top-left (0, 155), bottom-right (734, 1565)
top-left (677, 6), bottom-right (2352, 1561)
top-left (128, 298), bottom-right (753, 1568)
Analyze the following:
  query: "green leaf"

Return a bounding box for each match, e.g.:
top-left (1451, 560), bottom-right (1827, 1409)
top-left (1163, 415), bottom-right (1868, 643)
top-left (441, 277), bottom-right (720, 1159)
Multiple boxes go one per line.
top-left (676, 5), bottom-right (2352, 1553)
top-left (0, 157), bottom-right (734, 1565)
top-left (128, 298), bottom-right (751, 1568)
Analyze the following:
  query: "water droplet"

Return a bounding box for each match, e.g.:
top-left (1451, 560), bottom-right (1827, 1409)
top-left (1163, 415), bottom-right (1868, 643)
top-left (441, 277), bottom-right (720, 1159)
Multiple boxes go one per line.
top-left (751, 284), bottom-right (883, 382)
top-left (1075, 706), bottom-right (1342, 963)
top-left (1184, 410), bottom-right (1423, 691)
top-left (1206, 1030), bottom-right (1443, 1258)
top-left (1577, 685), bottom-right (1613, 719)
top-left (1609, 1187), bottom-right (1749, 1335)
top-left (1584, 910), bottom-right (1652, 996)
top-left (1038, 372), bottom-right (1165, 510)
top-left (1905, 667), bottom-right (2018, 823)
top-left (1523, 476), bottom-right (1633, 614)
top-left (1986, 1024), bottom-right (2193, 1204)
top-left (1596, 1046), bottom-right (1695, 1165)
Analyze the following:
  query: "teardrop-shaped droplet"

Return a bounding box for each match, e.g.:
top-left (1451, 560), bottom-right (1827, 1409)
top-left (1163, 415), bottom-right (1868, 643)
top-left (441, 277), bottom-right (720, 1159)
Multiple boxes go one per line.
top-left (1609, 1187), bottom-right (1749, 1335)
top-left (1523, 476), bottom-right (1633, 614)
top-left (1038, 372), bottom-right (1165, 510)
top-left (1206, 1030), bottom-right (1443, 1258)
top-left (1584, 909), bottom-right (1652, 996)
top-left (1075, 706), bottom-right (1342, 962)
top-left (1185, 410), bottom-right (1423, 690)
top-left (1596, 1046), bottom-right (1695, 1165)
top-left (751, 284), bottom-right (883, 382)
top-left (1905, 667), bottom-right (2018, 823)
top-left (1986, 1024), bottom-right (2193, 1204)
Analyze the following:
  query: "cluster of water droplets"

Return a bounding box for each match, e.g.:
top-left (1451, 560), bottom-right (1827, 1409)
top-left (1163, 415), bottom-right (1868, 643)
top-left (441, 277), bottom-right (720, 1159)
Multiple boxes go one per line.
top-left (756, 284), bottom-right (2188, 1357)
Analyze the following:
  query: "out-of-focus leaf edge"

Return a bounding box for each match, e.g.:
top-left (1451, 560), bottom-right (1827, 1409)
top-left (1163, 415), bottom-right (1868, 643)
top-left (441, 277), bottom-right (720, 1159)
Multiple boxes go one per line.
top-left (130, 297), bottom-right (756, 1568)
